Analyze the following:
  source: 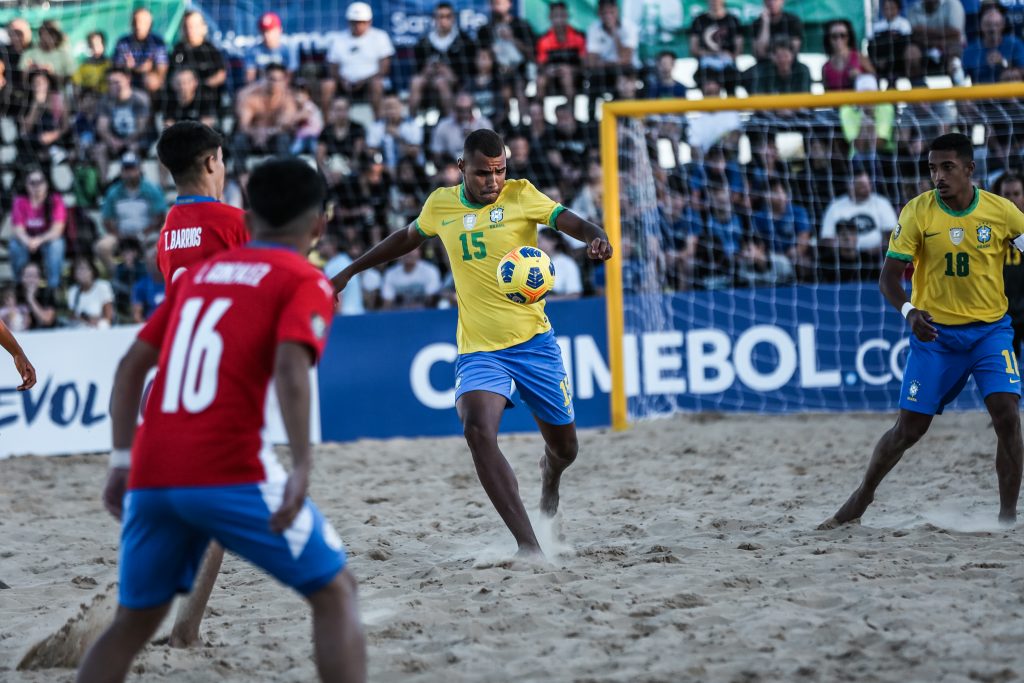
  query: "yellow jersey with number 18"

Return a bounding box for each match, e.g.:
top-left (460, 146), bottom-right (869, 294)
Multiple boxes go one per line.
top-left (886, 188), bottom-right (1024, 325)
top-left (415, 180), bottom-right (566, 354)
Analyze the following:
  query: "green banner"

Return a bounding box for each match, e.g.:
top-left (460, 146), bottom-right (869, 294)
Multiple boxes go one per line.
top-left (0, 0), bottom-right (186, 63)
top-left (523, 0), bottom-right (865, 63)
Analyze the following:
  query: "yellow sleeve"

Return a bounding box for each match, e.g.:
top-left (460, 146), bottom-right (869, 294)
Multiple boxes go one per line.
top-left (886, 201), bottom-right (920, 262)
top-left (1006, 199), bottom-right (1024, 240)
top-left (518, 180), bottom-right (565, 227)
top-left (414, 190), bottom-right (440, 238)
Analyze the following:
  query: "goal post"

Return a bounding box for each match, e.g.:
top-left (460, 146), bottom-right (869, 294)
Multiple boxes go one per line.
top-left (600, 81), bottom-right (1024, 431)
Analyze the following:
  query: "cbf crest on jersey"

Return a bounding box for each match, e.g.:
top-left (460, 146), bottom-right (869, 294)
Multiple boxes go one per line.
top-left (463, 214), bottom-right (477, 230)
top-left (977, 225), bottom-right (992, 244)
top-left (489, 207), bottom-right (504, 224)
top-left (949, 227), bottom-right (964, 245)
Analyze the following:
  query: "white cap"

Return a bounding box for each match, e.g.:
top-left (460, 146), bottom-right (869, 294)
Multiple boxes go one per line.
top-left (346, 2), bottom-right (373, 21)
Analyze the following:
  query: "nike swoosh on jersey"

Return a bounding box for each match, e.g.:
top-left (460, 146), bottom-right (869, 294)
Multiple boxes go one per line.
top-left (924, 232), bottom-right (939, 238)
top-left (441, 218), bottom-right (457, 225)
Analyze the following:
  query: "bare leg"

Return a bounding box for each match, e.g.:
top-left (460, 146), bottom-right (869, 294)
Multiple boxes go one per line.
top-left (368, 77), bottom-right (384, 119)
top-left (533, 417), bottom-right (578, 517)
top-left (169, 541), bottom-right (224, 648)
top-left (76, 603), bottom-right (171, 683)
top-left (307, 569), bottom-right (366, 683)
top-left (985, 393), bottom-right (1023, 524)
top-left (821, 409), bottom-right (932, 528)
top-left (457, 391), bottom-right (542, 554)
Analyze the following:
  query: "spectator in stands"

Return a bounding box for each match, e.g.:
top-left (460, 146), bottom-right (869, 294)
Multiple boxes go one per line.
top-left (393, 156), bottom-right (432, 223)
top-left (1, 19), bottom-right (29, 86)
top-left (430, 92), bottom-right (492, 165)
top-left (10, 169), bottom-right (66, 290)
top-left (324, 2), bottom-right (394, 117)
top-left (535, 2), bottom-right (587, 102)
top-left (907, 0), bottom-right (966, 82)
top-left (317, 97), bottom-right (366, 186)
top-left (67, 256), bottom-right (114, 329)
top-left (753, 177), bottom-right (812, 268)
top-left (246, 12), bottom-right (298, 83)
top-left (869, 0), bottom-right (913, 83)
top-left (15, 262), bottom-right (57, 330)
top-left (114, 7), bottom-right (169, 96)
top-left (467, 48), bottom-right (506, 131)
top-left (823, 19), bottom-right (875, 90)
top-left (538, 228), bottom-right (584, 299)
top-left (569, 161), bottom-right (604, 226)
top-left (21, 21), bottom-right (75, 84)
top-left (129, 240), bottom-right (164, 322)
top-left (408, 2), bottom-right (475, 116)
top-left (689, 0), bottom-right (743, 94)
top-left (819, 166), bottom-right (898, 253)
top-left (477, 0), bottom-right (535, 121)
top-left (744, 35), bottom-right (812, 93)
top-left (815, 219), bottom-right (881, 283)
top-left (645, 50), bottom-right (687, 98)
top-left (290, 81), bottom-right (324, 155)
top-left (366, 94), bottom-right (423, 171)
top-left (110, 236), bottom-right (146, 320)
top-left (703, 184), bottom-right (745, 258)
top-left (381, 247), bottom-right (442, 310)
top-left (319, 231), bottom-right (365, 315)
top-left (751, 0), bottom-right (803, 61)
top-left (658, 178), bottom-right (700, 289)
top-left (962, 3), bottom-right (1024, 82)
top-left (795, 135), bottom-right (850, 225)
top-left (96, 152), bottom-right (167, 271)
top-left (543, 102), bottom-right (595, 189)
top-left (0, 286), bottom-right (30, 332)
top-left (585, 0), bottom-right (640, 111)
top-left (735, 234), bottom-right (795, 287)
top-left (74, 32), bottom-right (113, 97)
top-left (170, 11), bottom-right (227, 114)
top-left (19, 70), bottom-right (69, 165)
top-left (506, 131), bottom-right (558, 188)
top-left (162, 67), bottom-right (217, 128)
top-left (234, 63), bottom-right (298, 164)
top-left (94, 67), bottom-right (151, 181)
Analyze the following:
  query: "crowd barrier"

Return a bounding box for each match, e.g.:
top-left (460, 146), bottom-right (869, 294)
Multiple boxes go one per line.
top-left (0, 285), bottom-right (986, 458)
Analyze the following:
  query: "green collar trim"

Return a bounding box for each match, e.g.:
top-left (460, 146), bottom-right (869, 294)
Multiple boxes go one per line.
top-left (459, 184), bottom-right (487, 209)
top-left (934, 187), bottom-right (979, 217)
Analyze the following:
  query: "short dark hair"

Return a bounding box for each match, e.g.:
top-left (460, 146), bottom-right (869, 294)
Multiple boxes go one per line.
top-left (157, 121), bottom-right (224, 184)
top-left (247, 158), bottom-right (326, 229)
top-left (436, 1), bottom-right (455, 12)
top-left (463, 128), bottom-right (504, 159)
top-left (107, 65), bottom-right (130, 79)
top-left (598, 0), bottom-right (617, 8)
top-left (995, 172), bottom-right (1023, 195)
top-left (930, 132), bottom-right (974, 163)
top-left (265, 62), bottom-right (288, 77)
top-left (549, 1), bottom-right (568, 11)
top-left (656, 50), bottom-right (676, 61)
top-left (88, 30), bottom-right (106, 45)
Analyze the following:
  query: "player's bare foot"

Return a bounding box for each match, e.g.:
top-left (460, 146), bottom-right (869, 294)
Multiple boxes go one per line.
top-left (539, 455), bottom-right (561, 518)
top-left (998, 510), bottom-right (1017, 527)
top-left (817, 515), bottom-right (862, 530)
top-left (168, 631), bottom-right (201, 649)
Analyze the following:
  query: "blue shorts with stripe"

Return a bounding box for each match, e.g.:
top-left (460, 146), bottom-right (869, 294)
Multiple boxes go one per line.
top-left (455, 330), bottom-right (575, 426)
top-left (900, 315), bottom-right (1021, 415)
top-left (119, 482), bottom-right (346, 610)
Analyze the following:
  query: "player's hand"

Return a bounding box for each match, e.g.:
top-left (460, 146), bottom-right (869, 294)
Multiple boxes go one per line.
top-left (908, 308), bottom-right (938, 342)
top-left (587, 237), bottom-right (613, 261)
top-left (270, 467), bottom-right (309, 533)
top-left (331, 270), bottom-right (351, 294)
top-left (103, 467), bottom-right (130, 520)
top-left (13, 352), bottom-right (36, 391)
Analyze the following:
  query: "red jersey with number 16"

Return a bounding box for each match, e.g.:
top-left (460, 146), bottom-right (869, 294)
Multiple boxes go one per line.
top-left (130, 245), bottom-right (335, 490)
top-left (157, 198), bottom-right (249, 284)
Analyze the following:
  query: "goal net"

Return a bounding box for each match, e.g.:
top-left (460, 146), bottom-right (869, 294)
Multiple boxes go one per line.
top-left (602, 83), bottom-right (1024, 428)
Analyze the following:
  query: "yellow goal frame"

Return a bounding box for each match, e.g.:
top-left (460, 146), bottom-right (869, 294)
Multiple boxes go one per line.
top-left (599, 81), bottom-right (1024, 431)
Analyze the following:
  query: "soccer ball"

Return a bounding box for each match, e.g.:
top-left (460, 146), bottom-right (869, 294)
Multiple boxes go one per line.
top-left (496, 246), bottom-right (556, 304)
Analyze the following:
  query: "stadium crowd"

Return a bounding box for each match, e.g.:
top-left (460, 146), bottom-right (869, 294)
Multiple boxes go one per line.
top-left (0, 0), bottom-right (1023, 329)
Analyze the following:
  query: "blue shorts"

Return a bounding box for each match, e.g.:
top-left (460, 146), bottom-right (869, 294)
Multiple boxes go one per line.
top-left (119, 482), bottom-right (346, 610)
top-left (455, 330), bottom-right (575, 426)
top-left (900, 315), bottom-right (1021, 415)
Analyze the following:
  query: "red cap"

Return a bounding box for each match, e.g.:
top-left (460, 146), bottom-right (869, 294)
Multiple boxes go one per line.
top-left (259, 12), bottom-right (282, 32)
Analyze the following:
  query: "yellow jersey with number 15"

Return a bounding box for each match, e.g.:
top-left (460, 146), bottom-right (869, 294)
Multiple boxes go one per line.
top-left (886, 188), bottom-right (1024, 325)
top-left (415, 179), bottom-right (566, 354)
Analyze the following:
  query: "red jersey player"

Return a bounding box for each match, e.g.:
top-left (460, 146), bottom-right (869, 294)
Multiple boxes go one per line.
top-left (155, 121), bottom-right (249, 285)
top-left (78, 159), bottom-right (365, 683)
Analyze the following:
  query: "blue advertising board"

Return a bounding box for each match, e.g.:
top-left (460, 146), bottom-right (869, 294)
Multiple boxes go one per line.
top-left (316, 285), bottom-right (987, 442)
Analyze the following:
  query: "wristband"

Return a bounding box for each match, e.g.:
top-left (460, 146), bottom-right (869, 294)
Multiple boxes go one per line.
top-left (110, 448), bottom-right (131, 469)
top-left (901, 302), bottom-right (916, 319)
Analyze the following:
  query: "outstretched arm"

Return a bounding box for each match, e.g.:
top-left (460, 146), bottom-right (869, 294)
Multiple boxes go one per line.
top-left (331, 222), bottom-right (427, 292)
top-left (0, 321), bottom-right (35, 391)
top-left (555, 210), bottom-right (614, 261)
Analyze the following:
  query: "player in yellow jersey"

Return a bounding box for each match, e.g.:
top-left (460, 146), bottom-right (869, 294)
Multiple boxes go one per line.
top-left (823, 133), bottom-right (1024, 528)
top-left (332, 129), bottom-right (612, 557)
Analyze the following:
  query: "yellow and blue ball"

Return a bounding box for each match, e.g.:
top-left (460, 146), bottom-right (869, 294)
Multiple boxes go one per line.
top-left (496, 246), bottom-right (556, 305)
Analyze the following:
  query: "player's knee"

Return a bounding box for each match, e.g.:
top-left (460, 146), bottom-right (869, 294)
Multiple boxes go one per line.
top-left (990, 400), bottom-right (1021, 437)
top-left (549, 435), bottom-right (578, 465)
top-left (463, 419), bottom-right (498, 451)
top-left (894, 418), bottom-right (928, 447)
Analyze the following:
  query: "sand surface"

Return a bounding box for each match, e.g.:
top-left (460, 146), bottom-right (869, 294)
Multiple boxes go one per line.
top-left (2, 412), bottom-right (1023, 682)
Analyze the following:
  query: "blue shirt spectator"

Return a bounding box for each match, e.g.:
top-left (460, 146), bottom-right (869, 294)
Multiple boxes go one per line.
top-left (753, 196), bottom-right (812, 256)
top-left (245, 12), bottom-right (298, 82)
top-left (100, 161), bottom-right (167, 240)
top-left (646, 50), bottom-right (687, 98)
top-left (704, 187), bottom-right (745, 256)
top-left (131, 270), bottom-right (165, 321)
top-left (113, 7), bottom-right (169, 93)
top-left (962, 4), bottom-right (1024, 82)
